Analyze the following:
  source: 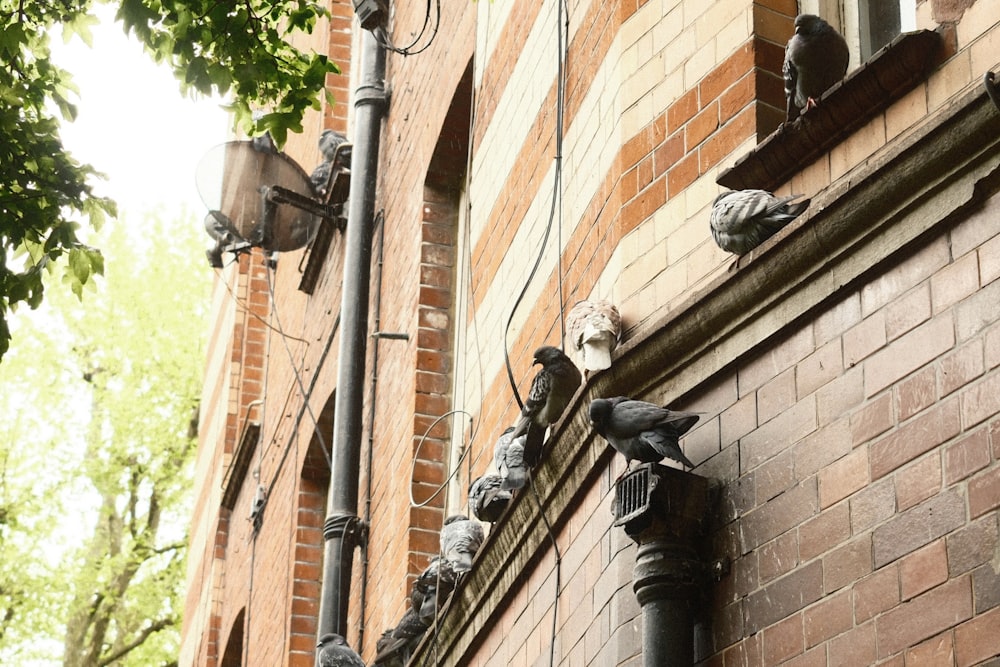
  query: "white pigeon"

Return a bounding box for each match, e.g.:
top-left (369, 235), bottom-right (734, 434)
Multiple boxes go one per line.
top-left (566, 300), bottom-right (622, 373)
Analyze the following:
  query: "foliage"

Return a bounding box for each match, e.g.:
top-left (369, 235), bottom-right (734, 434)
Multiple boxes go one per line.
top-left (0, 0), bottom-right (338, 360)
top-left (0, 209), bottom-right (210, 665)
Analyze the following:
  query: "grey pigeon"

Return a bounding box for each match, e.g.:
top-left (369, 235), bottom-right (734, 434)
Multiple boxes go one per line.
top-left (510, 346), bottom-right (583, 466)
top-left (439, 514), bottom-right (484, 573)
top-left (319, 129), bottom-right (349, 163)
top-left (310, 160), bottom-right (334, 197)
top-left (315, 633), bottom-right (364, 667)
top-left (710, 190), bottom-right (810, 255)
top-left (311, 130), bottom-right (351, 197)
top-left (371, 630), bottom-right (404, 667)
top-left (566, 299), bottom-right (622, 373)
top-left (469, 474), bottom-right (512, 522)
top-left (783, 14), bottom-right (849, 122)
top-left (493, 427), bottom-right (529, 491)
top-left (589, 397), bottom-right (699, 469)
top-left (372, 608), bottom-right (427, 666)
top-left (410, 557), bottom-right (459, 623)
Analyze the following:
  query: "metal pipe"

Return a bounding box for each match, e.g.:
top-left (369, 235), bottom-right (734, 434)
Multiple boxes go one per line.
top-left (616, 465), bottom-right (709, 667)
top-left (317, 28), bottom-right (387, 640)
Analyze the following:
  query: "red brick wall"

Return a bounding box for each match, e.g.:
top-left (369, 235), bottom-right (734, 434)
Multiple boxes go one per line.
top-left (666, 196), bottom-right (1000, 665)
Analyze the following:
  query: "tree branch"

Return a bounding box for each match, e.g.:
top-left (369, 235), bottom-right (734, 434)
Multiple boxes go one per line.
top-left (98, 616), bottom-right (176, 666)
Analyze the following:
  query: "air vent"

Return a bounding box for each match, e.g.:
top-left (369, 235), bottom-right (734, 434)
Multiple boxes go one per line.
top-left (613, 464), bottom-right (655, 527)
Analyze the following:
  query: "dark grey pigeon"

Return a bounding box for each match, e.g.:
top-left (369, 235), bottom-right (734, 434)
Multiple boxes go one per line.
top-left (510, 346), bottom-right (582, 466)
top-left (439, 514), bottom-right (484, 573)
top-left (469, 474), bottom-right (512, 522)
top-left (315, 633), bottom-right (364, 667)
top-left (783, 14), bottom-right (849, 122)
top-left (710, 189), bottom-right (810, 255)
top-left (372, 608), bottom-right (428, 666)
top-left (318, 129), bottom-right (349, 163)
top-left (493, 426), bottom-right (529, 491)
top-left (410, 557), bottom-right (459, 623)
top-left (310, 160), bottom-right (333, 197)
top-left (371, 630), bottom-right (404, 667)
top-left (590, 397), bottom-right (699, 469)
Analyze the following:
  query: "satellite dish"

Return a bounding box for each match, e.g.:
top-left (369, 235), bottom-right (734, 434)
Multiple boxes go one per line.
top-left (196, 141), bottom-right (319, 253)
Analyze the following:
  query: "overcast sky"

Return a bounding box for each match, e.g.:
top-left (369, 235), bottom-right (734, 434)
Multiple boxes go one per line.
top-left (50, 7), bottom-right (230, 220)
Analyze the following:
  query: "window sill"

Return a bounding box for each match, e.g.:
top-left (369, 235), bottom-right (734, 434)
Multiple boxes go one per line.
top-left (717, 29), bottom-right (944, 192)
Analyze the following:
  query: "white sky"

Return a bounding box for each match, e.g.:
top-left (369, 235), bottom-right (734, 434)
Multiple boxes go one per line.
top-left (50, 6), bottom-right (230, 219)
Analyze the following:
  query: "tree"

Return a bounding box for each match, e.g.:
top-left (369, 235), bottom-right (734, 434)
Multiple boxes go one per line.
top-left (0, 208), bottom-right (210, 665)
top-left (0, 0), bottom-right (337, 360)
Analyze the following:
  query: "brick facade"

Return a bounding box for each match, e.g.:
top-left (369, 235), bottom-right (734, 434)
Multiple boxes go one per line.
top-left (181, 0), bottom-right (1000, 665)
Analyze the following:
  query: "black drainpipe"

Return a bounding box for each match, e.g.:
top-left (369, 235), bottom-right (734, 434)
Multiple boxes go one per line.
top-left (614, 463), bottom-right (710, 666)
top-left (316, 28), bottom-right (387, 641)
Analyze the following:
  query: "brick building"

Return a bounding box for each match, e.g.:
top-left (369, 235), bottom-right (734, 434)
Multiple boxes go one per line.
top-left (180, 0), bottom-right (1000, 665)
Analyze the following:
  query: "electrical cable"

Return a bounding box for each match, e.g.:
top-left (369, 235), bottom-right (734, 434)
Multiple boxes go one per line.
top-left (502, 0), bottom-right (572, 409)
top-left (528, 471), bottom-right (561, 667)
top-left (373, 0), bottom-right (441, 57)
top-left (408, 409), bottom-right (476, 509)
top-left (215, 258), bottom-right (310, 342)
top-left (264, 257), bottom-right (333, 470)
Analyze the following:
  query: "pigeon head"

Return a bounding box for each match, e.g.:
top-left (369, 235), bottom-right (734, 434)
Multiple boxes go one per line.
top-left (317, 633), bottom-right (347, 648)
top-left (794, 14), bottom-right (832, 36)
top-left (589, 398), bottom-right (618, 433)
top-left (589, 397), bottom-right (629, 432)
top-left (443, 514), bottom-right (467, 526)
top-left (532, 345), bottom-right (566, 366)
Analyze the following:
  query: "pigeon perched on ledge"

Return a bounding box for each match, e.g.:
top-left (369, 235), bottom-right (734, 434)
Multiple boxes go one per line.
top-left (439, 514), bottom-right (484, 573)
top-left (494, 427), bottom-right (529, 491)
top-left (590, 397), bottom-right (699, 469)
top-left (510, 346), bottom-right (583, 467)
top-left (410, 557), bottom-right (459, 623)
top-left (710, 189), bottom-right (810, 256)
top-left (783, 14), bottom-right (849, 123)
top-left (469, 474), bottom-right (512, 522)
top-left (566, 299), bottom-right (622, 373)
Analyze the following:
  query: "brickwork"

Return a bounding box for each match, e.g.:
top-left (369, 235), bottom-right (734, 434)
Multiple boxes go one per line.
top-left (183, 0), bottom-right (1000, 664)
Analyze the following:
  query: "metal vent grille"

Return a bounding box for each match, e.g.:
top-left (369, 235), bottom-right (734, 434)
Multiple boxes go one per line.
top-left (613, 465), bottom-right (654, 526)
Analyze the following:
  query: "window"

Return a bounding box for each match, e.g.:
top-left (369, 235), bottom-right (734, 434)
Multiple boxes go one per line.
top-left (801, 0), bottom-right (918, 67)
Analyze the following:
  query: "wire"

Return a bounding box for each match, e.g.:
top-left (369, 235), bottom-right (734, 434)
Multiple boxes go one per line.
top-left (214, 257), bottom-right (310, 342)
top-left (528, 471), bottom-right (561, 667)
top-left (373, 0), bottom-right (441, 57)
top-left (502, 0), bottom-right (572, 409)
top-left (408, 410), bottom-right (476, 509)
top-left (264, 258), bottom-right (333, 470)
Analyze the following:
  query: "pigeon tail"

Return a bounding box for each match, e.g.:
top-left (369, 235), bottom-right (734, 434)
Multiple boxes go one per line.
top-left (500, 465), bottom-right (528, 491)
top-left (582, 339), bottom-right (613, 372)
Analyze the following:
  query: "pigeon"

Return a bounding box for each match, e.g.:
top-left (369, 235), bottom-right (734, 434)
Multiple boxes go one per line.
top-left (310, 160), bottom-right (334, 197)
top-left (311, 130), bottom-right (351, 197)
top-left (710, 190), bottom-right (811, 255)
top-left (439, 514), bottom-right (484, 572)
top-left (783, 14), bottom-right (849, 122)
top-left (493, 427), bottom-right (529, 491)
top-left (410, 557), bottom-right (459, 623)
top-left (589, 397), bottom-right (700, 469)
top-left (371, 630), bottom-right (404, 667)
top-left (509, 346), bottom-right (583, 466)
top-left (566, 300), bottom-right (622, 373)
top-left (372, 608), bottom-right (428, 666)
top-left (319, 129), bottom-right (350, 164)
top-left (315, 633), bottom-right (364, 667)
top-left (469, 474), bottom-right (512, 522)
